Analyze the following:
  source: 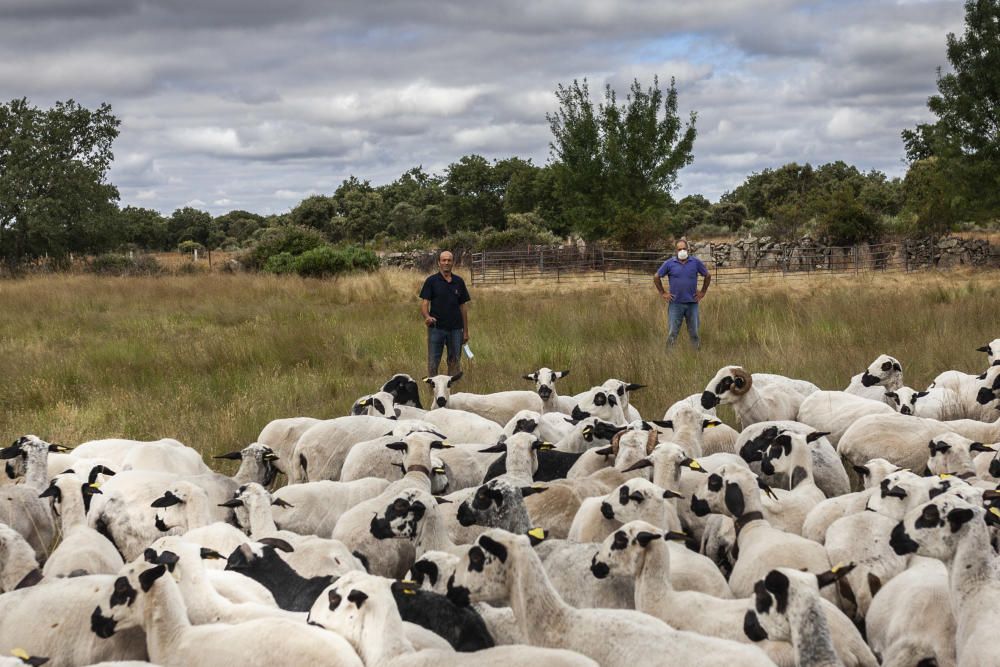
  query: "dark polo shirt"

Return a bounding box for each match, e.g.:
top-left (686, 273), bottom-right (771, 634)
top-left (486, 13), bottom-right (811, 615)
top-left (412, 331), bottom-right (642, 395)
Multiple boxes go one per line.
top-left (419, 273), bottom-right (470, 331)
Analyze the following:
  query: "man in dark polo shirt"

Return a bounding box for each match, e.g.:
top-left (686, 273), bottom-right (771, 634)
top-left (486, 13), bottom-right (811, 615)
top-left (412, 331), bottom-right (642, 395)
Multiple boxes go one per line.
top-left (419, 250), bottom-right (470, 377)
top-left (653, 239), bottom-right (711, 350)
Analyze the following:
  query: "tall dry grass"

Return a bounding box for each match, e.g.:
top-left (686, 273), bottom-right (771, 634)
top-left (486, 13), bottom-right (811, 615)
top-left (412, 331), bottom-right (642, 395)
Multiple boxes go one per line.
top-left (1, 268), bottom-right (997, 460)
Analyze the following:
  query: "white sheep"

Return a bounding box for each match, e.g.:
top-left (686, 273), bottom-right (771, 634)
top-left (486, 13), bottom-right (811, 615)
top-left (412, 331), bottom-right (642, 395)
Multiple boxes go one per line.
top-left (844, 354), bottom-right (903, 402)
top-left (734, 421), bottom-right (849, 497)
top-left (424, 373), bottom-right (543, 425)
top-left (447, 530), bottom-right (776, 667)
top-left (90, 558), bottom-right (364, 667)
top-left (522, 367), bottom-right (576, 415)
top-left (0, 522), bottom-right (41, 592)
top-left (884, 385), bottom-right (966, 421)
top-left (930, 365), bottom-right (1000, 421)
top-left (255, 416), bottom-right (320, 477)
top-left (865, 556), bottom-right (956, 667)
top-left (591, 521), bottom-right (876, 667)
top-left (838, 412), bottom-right (1000, 471)
top-left (689, 465), bottom-right (835, 603)
top-left (701, 367), bottom-right (818, 427)
top-left (596, 379), bottom-right (645, 422)
top-left (926, 432), bottom-right (996, 480)
top-left (743, 566), bottom-right (874, 667)
top-left (309, 571), bottom-right (598, 666)
top-left (800, 457), bottom-right (901, 544)
top-left (0, 436), bottom-right (59, 560)
top-left (663, 397), bottom-right (737, 455)
top-left (339, 435), bottom-right (451, 494)
top-left (753, 430), bottom-right (827, 536)
top-left (889, 493), bottom-right (1000, 667)
top-left (796, 390), bottom-right (897, 446)
top-left (40, 473), bottom-right (123, 578)
top-left (71, 438), bottom-right (209, 476)
top-left (270, 477), bottom-right (390, 538)
top-left (0, 574), bottom-right (148, 666)
top-left (223, 482), bottom-right (365, 578)
top-left (290, 415), bottom-right (411, 483)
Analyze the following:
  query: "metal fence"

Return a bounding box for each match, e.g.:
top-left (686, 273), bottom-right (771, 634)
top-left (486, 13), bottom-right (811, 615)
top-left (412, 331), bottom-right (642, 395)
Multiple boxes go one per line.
top-left (470, 243), bottom-right (911, 286)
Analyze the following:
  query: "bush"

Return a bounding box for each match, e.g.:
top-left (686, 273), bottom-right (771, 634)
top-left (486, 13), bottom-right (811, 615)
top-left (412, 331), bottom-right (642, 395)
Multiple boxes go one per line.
top-left (177, 240), bottom-right (205, 254)
top-left (132, 254), bottom-right (163, 275)
top-left (478, 224), bottom-right (560, 250)
top-left (88, 253), bottom-right (135, 276)
top-left (244, 225), bottom-right (328, 269)
top-left (685, 222), bottom-right (731, 239)
top-left (293, 246), bottom-right (350, 277)
top-left (437, 230), bottom-right (481, 258)
top-left (263, 252), bottom-right (297, 274)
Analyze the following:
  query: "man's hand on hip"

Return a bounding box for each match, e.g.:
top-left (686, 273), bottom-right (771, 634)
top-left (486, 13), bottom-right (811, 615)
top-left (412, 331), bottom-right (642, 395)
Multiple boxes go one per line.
top-left (694, 291), bottom-right (706, 303)
top-left (660, 292), bottom-right (673, 302)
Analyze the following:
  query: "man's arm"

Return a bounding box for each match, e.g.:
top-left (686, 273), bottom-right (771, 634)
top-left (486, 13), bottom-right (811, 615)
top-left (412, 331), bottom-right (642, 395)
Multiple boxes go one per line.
top-left (695, 265), bottom-right (711, 302)
top-left (653, 274), bottom-right (672, 301)
top-left (421, 299), bottom-right (435, 326)
top-left (460, 302), bottom-right (469, 343)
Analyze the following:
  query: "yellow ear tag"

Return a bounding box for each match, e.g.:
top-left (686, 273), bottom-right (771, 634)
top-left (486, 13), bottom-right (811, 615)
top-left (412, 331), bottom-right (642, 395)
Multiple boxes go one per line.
top-left (939, 473), bottom-right (953, 479)
top-left (990, 507), bottom-right (1000, 518)
top-left (689, 460), bottom-right (702, 470)
top-left (401, 579), bottom-right (417, 585)
top-left (432, 468), bottom-right (445, 474)
top-left (89, 483), bottom-right (101, 490)
top-left (830, 562), bottom-right (844, 574)
top-left (527, 527), bottom-right (546, 541)
top-left (11, 649), bottom-right (30, 661)
top-left (705, 422), bottom-right (719, 428)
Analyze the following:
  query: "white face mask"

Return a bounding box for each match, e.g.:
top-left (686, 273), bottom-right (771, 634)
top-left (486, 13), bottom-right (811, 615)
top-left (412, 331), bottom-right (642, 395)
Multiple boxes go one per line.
top-left (677, 250), bottom-right (689, 260)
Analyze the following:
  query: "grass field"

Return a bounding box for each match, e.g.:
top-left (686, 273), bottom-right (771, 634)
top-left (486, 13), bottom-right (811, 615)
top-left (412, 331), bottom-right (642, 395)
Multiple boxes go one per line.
top-left (1, 268), bottom-right (998, 462)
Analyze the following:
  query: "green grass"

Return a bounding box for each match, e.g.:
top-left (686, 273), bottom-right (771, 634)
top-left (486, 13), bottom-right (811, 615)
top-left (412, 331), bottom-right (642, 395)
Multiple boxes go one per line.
top-left (1, 269), bottom-right (997, 461)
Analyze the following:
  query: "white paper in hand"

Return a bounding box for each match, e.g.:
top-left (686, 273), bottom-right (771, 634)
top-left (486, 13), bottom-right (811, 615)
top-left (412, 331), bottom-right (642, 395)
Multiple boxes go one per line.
top-left (463, 344), bottom-right (474, 359)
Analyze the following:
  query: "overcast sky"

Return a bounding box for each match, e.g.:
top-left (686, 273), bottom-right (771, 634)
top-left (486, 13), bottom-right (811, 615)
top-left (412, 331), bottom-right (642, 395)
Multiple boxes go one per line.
top-left (0, 0), bottom-right (963, 216)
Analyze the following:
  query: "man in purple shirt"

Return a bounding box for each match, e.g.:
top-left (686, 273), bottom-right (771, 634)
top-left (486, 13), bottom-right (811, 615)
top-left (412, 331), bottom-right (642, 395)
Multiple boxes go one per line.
top-left (653, 239), bottom-right (712, 350)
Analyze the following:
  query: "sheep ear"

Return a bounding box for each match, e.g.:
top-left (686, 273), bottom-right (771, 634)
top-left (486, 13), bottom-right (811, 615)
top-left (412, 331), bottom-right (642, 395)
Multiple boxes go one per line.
top-left (806, 431), bottom-right (830, 443)
top-left (431, 440), bottom-right (452, 449)
top-left (883, 391), bottom-right (897, 399)
top-left (852, 464), bottom-right (870, 477)
top-left (651, 420), bottom-right (673, 429)
top-left (139, 564), bottom-right (167, 592)
top-left (447, 372), bottom-right (463, 385)
top-left (14, 568), bottom-right (43, 590)
top-left (977, 345), bottom-right (991, 352)
top-left (385, 441), bottom-right (408, 452)
top-left (816, 562), bottom-right (856, 589)
top-left (662, 489), bottom-right (684, 499)
top-left (259, 537), bottom-right (295, 553)
top-left (635, 531), bottom-right (660, 547)
top-left (479, 443), bottom-right (506, 453)
top-left (867, 572), bottom-right (882, 597)
top-left (969, 442), bottom-right (995, 453)
top-left (724, 482), bottom-right (745, 518)
top-left (478, 535), bottom-right (508, 562)
top-left (271, 498), bottom-right (294, 509)
top-left (38, 483), bottom-right (59, 499)
top-left (757, 478), bottom-right (779, 501)
top-left (213, 451), bottom-right (243, 460)
top-left (522, 373), bottom-right (537, 381)
top-left (434, 496), bottom-right (452, 504)
top-left (702, 418), bottom-right (721, 429)
top-left (532, 440), bottom-right (554, 451)
top-left (526, 527), bottom-right (547, 546)
top-left (947, 507), bottom-right (975, 533)
top-left (624, 458), bottom-right (653, 472)
top-left (663, 530), bottom-right (689, 542)
top-left (594, 446), bottom-right (613, 456)
top-left (89, 465), bottom-right (116, 483)
top-left (625, 382), bottom-right (645, 391)
top-left (218, 498), bottom-right (244, 508)
top-left (520, 486), bottom-right (547, 497)
top-left (914, 391), bottom-right (929, 399)
top-left (556, 370), bottom-right (570, 378)
top-left (200, 547), bottom-right (225, 560)
top-left (0, 446), bottom-right (23, 460)
top-left (422, 377), bottom-right (432, 384)
top-left (150, 491), bottom-right (183, 508)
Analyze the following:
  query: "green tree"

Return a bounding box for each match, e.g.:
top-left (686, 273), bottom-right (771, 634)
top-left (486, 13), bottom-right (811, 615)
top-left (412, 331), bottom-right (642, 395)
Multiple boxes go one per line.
top-left (118, 206), bottom-right (168, 250)
top-left (901, 0), bottom-right (1000, 217)
top-left (708, 201), bottom-right (748, 231)
top-left (442, 154), bottom-right (506, 232)
top-left (0, 98), bottom-right (121, 268)
top-left (214, 209), bottom-right (265, 244)
top-left (290, 196), bottom-right (337, 234)
top-left (168, 207), bottom-right (223, 250)
top-left (546, 77), bottom-right (697, 239)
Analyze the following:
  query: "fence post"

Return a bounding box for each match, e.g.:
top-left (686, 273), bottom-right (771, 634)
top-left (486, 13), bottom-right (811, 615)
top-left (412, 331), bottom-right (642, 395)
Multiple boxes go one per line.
top-left (854, 246), bottom-right (859, 274)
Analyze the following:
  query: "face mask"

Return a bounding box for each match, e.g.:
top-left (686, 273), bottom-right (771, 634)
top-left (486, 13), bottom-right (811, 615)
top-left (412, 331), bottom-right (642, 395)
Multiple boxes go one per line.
top-left (677, 250), bottom-right (689, 260)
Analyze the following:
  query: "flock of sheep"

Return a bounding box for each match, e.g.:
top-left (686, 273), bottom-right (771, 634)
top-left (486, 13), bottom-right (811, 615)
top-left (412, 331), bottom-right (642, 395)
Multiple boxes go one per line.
top-left (1, 339), bottom-right (1000, 667)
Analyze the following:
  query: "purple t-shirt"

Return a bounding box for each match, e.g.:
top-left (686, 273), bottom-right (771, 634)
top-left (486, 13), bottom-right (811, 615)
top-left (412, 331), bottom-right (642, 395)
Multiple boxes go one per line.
top-left (656, 256), bottom-right (709, 303)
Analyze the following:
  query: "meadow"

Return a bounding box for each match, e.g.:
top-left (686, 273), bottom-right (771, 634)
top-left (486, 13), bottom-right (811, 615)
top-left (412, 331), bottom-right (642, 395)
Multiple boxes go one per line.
top-left (1, 268), bottom-right (997, 461)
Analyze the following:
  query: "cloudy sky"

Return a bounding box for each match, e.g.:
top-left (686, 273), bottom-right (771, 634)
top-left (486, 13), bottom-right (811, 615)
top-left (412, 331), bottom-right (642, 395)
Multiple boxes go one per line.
top-left (0, 0), bottom-right (964, 216)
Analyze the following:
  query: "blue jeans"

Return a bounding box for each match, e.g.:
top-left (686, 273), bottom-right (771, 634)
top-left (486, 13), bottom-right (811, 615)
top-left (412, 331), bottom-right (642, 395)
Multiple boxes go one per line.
top-left (667, 302), bottom-right (700, 349)
top-left (428, 327), bottom-right (463, 377)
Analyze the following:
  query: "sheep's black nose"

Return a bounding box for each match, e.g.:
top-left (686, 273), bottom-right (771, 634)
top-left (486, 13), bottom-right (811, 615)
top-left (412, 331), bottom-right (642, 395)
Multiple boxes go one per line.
top-left (701, 391), bottom-right (719, 409)
top-left (590, 559), bottom-right (610, 579)
top-left (600, 502), bottom-right (615, 520)
top-left (436, 397), bottom-right (447, 408)
top-left (743, 610), bottom-right (768, 642)
top-left (91, 607), bottom-right (117, 638)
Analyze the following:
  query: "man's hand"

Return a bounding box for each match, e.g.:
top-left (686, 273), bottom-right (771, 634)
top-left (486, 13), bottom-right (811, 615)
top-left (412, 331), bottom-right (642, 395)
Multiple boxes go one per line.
top-left (694, 291), bottom-right (706, 303)
top-left (462, 331), bottom-right (469, 344)
top-left (660, 292), bottom-right (673, 302)
top-left (424, 316), bottom-right (437, 327)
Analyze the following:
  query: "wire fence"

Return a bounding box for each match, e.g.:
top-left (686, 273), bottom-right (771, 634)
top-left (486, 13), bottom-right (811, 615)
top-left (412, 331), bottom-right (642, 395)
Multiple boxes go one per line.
top-left (470, 243), bottom-right (915, 286)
